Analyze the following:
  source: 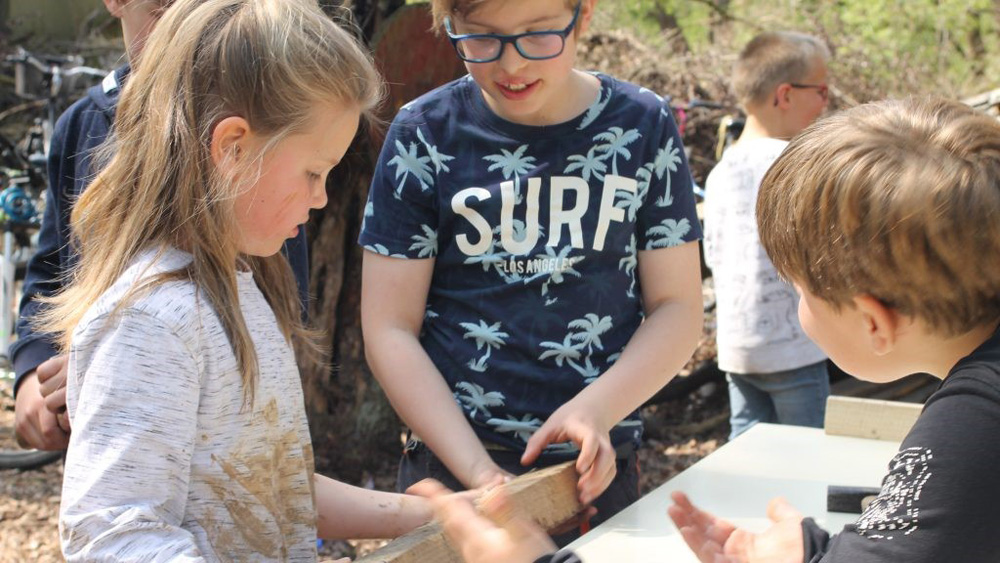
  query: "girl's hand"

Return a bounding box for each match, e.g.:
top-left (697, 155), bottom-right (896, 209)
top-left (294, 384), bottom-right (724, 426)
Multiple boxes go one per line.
top-left (667, 491), bottom-right (805, 563)
top-left (521, 406), bottom-right (616, 505)
top-left (410, 479), bottom-right (557, 563)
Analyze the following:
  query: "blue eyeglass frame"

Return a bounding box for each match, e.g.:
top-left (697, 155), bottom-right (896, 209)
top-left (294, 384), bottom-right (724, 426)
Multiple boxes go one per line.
top-left (443, 1), bottom-right (583, 63)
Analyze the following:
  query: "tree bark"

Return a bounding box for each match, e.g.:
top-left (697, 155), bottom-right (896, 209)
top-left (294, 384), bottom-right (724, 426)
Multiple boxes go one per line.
top-left (303, 1), bottom-right (465, 482)
top-left (303, 0), bottom-right (404, 483)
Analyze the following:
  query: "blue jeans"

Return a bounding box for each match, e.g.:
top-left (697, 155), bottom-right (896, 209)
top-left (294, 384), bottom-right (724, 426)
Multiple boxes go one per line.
top-left (726, 360), bottom-right (830, 440)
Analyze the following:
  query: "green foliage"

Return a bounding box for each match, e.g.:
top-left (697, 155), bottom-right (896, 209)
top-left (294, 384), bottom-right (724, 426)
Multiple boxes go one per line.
top-left (600, 0), bottom-right (1000, 99)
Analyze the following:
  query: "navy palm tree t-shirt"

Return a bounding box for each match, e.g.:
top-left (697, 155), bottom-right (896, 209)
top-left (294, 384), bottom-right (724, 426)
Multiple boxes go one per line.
top-left (360, 73), bottom-right (702, 454)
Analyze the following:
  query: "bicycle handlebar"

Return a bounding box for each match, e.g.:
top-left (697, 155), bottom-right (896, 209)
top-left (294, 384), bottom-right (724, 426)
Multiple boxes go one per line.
top-left (6, 47), bottom-right (107, 81)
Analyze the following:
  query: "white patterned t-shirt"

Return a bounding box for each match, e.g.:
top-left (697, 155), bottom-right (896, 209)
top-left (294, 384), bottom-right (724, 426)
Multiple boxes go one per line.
top-left (61, 248), bottom-right (317, 562)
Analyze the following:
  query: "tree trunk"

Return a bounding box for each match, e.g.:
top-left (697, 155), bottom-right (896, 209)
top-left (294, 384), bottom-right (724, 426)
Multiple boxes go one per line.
top-left (303, 1), bottom-right (465, 482)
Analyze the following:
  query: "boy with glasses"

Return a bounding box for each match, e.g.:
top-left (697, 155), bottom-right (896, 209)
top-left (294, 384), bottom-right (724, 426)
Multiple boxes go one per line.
top-left (360, 0), bottom-right (703, 542)
top-left (702, 31), bottom-right (832, 440)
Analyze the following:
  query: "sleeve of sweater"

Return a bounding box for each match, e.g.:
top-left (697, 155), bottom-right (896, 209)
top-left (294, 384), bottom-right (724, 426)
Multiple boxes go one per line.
top-left (534, 551), bottom-right (584, 563)
top-left (60, 311), bottom-right (206, 562)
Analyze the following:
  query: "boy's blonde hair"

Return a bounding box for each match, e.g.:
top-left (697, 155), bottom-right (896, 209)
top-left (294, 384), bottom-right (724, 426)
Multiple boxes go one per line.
top-left (733, 31), bottom-right (830, 107)
top-left (757, 97), bottom-right (1000, 337)
top-left (41, 0), bottom-right (384, 404)
top-left (430, 0), bottom-right (579, 30)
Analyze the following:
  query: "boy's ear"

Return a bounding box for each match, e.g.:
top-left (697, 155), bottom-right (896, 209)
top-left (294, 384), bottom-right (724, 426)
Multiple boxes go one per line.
top-left (210, 116), bottom-right (253, 176)
top-left (853, 294), bottom-right (906, 356)
top-left (576, 0), bottom-right (597, 36)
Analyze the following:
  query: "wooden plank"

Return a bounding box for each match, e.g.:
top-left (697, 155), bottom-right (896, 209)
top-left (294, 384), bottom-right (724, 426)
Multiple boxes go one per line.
top-left (824, 395), bottom-right (922, 442)
top-left (355, 461), bottom-right (582, 563)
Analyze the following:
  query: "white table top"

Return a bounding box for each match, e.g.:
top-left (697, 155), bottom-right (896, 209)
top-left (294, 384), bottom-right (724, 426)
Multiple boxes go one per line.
top-left (566, 423), bottom-right (901, 561)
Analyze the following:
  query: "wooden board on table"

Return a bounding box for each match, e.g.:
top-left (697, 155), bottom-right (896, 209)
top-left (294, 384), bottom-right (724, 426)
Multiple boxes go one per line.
top-left (824, 395), bottom-right (922, 442)
top-left (355, 461), bottom-right (582, 563)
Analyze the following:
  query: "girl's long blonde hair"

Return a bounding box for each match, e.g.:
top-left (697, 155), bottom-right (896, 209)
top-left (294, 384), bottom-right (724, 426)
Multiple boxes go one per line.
top-left (39, 0), bottom-right (383, 404)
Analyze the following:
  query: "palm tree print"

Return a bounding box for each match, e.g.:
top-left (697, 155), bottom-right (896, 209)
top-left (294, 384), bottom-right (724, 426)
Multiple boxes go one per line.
top-left (463, 240), bottom-right (519, 282)
top-left (408, 224), bottom-right (438, 257)
top-left (538, 333), bottom-right (582, 368)
top-left (646, 217), bottom-right (692, 249)
top-left (486, 413), bottom-right (542, 443)
top-left (568, 313), bottom-right (613, 355)
top-left (362, 201), bottom-right (374, 232)
top-left (387, 140), bottom-right (434, 198)
top-left (417, 127), bottom-right (455, 174)
top-left (538, 314), bottom-right (613, 383)
top-left (619, 235), bottom-right (638, 297)
top-left (454, 382), bottom-right (505, 418)
top-left (578, 82), bottom-right (611, 130)
top-left (564, 146), bottom-right (608, 182)
top-left (483, 145), bottom-right (537, 204)
top-left (615, 162), bottom-right (652, 222)
top-left (594, 127), bottom-right (641, 176)
top-left (460, 320), bottom-right (510, 372)
top-left (523, 245), bottom-right (582, 300)
top-left (363, 243), bottom-right (406, 258)
top-left (654, 137), bottom-right (683, 207)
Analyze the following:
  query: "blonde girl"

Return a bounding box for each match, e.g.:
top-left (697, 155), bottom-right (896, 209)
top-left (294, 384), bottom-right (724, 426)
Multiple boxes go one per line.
top-left (44, 0), bottom-right (431, 560)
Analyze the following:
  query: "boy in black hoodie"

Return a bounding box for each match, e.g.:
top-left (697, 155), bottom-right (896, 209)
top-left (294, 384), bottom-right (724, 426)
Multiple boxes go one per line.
top-left (12, 0), bottom-right (309, 450)
top-left (416, 97), bottom-right (1000, 563)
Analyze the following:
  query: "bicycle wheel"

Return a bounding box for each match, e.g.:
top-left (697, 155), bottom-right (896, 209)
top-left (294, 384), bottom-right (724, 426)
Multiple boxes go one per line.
top-left (0, 448), bottom-right (63, 470)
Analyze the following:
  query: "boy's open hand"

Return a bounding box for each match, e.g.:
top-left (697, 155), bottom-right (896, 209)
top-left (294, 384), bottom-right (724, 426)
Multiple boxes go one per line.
top-left (667, 491), bottom-right (805, 563)
top-left (521, 406), bottom-right (616, 505)
top-left (410, 479), bottom-right (557, 563)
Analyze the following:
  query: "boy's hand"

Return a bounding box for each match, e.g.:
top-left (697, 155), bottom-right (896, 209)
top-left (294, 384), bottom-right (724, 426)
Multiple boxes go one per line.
top-left (467, 457), bottom-right (515, 490)
top-left (14, 366), bottom-right (70, 450)
top-left (522, 406), bottom-right (616, 505)
top-left (668, 491), bottom-right (805, 563)
top-left (37, 355), bottom-right (71, 433)
top-left (410, 479), bottom-right (557, 563)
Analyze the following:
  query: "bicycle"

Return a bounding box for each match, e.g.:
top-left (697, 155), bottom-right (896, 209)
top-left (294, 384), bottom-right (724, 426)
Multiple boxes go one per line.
top-left (0, 47), bottom-right (107, 470)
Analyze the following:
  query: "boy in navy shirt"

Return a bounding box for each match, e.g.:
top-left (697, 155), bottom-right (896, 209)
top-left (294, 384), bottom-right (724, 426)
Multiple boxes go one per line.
top-left (360, 0), bottom-right (703, 540)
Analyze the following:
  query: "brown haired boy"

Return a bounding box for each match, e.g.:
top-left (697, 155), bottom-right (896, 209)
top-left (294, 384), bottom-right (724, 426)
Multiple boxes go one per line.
top-left (704, 31), bottom-right (832, 440)
top-left (669, 96), bottom-right (1000, 561)
top-left (415, 96), bottom-right (1000, 562)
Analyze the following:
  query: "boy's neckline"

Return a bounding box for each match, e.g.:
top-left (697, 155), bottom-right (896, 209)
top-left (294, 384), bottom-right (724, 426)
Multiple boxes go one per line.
top-left (463, 72), bottom-right (610, 138)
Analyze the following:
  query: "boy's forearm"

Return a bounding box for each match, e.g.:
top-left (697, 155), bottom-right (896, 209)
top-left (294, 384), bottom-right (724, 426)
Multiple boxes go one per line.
top-left (314, 474), bottom-right (432, 539)
top-left (573, 294), bottom-right (703, 428)
top-left (365, 330), bottom-right (494, 487)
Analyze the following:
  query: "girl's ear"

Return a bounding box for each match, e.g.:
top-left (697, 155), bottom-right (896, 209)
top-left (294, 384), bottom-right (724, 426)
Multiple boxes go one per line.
top-left (853, 294), bottom-right (908, 356)
top-left (103, 0), bottom-right (126, 18)
top-left (211, 116), bottom-right (253, 176)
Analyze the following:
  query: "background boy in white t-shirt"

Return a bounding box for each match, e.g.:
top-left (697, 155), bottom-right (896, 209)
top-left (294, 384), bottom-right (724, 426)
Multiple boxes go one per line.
top-left (702, 31), bottom-right (831, 439)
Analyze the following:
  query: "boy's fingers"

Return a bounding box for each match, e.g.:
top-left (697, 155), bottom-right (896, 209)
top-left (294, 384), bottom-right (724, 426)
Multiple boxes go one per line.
top-left (766, 496), bottom-right (802, 522)
top-left (521, 426), bottom-right (554, 466)
top-left (677, 525), bottom-right (721, 563)
top-left (43, 387), bottom-right (67, 415)
top-left (35, 355), bottom-right (67, 384)
top-left (577, 446), bottom-right (615, 504)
